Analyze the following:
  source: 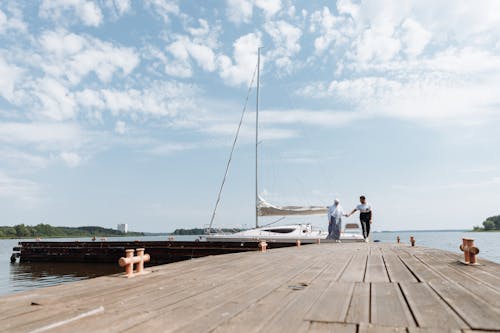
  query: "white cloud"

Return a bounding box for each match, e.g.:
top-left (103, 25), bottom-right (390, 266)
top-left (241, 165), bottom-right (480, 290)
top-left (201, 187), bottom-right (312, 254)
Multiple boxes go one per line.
top-left (217, 32), bottom-right (262, 86)
top-left (166, 36), bottom-right (216, 77)
top-left (0, 56), bottom-right (23, 103)
top-left (105, 0), bottom-right (132, 17)
top-left (0, 171), bottom-right (40, 201)
top-left (254, 0), bottom-right (282, 19)
top-left (303, 2), bottom-right (500, 125)
top-left (400, 18), bottom-right (431, 58)
top-left (160, 19), bottom-right (219, 78)
top-left (226, 0), bottom-right (253, 24)
top-left (76, 81), bottom-right (198, 118)
top-left (33, 77), bottom-right (77, 121)
top-left (59, 151), bottom-right (81, 167)
top-left (226, 0), bottom-right (281, 24)
top-left (146, 142), bottom-right (195, 155)
top-left (115, 121), bottom-right (127, 134)
top-left (261, 109), bottom-right (364, 127)
top-left (354, 28), bottom-right (401, 65)
top-left (309, 7), bottom-right (347, 55)
top-left (39, 30), bottom-right (139, 85)
top-left (264, 20), bottom-right (302, 71)
top-left (39, 0), bottom-right (103, 27)
top-left (0, 122), bottom-right (83, 150)
top-left (0, 7), bottom-right (27, 34)
top-left (0, 149), bottom-right (49, 169)
top-left (144, 0), bottom-right (179, 23)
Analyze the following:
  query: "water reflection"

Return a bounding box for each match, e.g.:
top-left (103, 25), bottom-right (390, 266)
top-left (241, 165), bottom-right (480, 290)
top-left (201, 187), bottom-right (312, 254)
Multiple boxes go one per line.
top-left (8, 262), bottom-right (121, 294)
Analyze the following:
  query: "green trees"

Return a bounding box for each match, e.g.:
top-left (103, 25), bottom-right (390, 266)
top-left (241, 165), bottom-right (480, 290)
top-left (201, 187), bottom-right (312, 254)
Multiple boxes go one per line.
top-left (474, 215), bottom-right (500, 231)
top-left (0, 224), bottom-right (145, 238)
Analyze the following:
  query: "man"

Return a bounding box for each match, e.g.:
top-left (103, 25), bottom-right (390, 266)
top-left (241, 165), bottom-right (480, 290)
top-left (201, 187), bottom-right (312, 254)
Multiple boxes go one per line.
top-left (347, 195), bottom-right (373, 242)
top-left (327, 199), bottom-right (344, 242)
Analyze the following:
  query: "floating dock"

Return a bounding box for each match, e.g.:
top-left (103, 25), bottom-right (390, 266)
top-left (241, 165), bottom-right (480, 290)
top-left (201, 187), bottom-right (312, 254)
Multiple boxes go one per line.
top-left (2, 242), bottom-right (499, 332)
top-left (11, 240), bottom-right (299, 265)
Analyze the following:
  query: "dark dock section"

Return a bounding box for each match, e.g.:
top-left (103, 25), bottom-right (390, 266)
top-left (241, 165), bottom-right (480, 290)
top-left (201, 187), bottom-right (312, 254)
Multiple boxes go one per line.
top-left (2, 242), bottom-right (499, 332)
top-left (11, 240), bottom-right (298, 265)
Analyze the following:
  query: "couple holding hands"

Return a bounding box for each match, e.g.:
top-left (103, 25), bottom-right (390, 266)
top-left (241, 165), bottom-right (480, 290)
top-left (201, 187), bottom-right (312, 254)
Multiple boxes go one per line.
top-left (327, 195), bottom-right (373, 242)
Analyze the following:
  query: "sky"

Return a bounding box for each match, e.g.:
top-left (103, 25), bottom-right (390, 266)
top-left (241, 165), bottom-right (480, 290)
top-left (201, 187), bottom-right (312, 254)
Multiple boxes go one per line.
top-left (0, 0), bottom-right (499, 233)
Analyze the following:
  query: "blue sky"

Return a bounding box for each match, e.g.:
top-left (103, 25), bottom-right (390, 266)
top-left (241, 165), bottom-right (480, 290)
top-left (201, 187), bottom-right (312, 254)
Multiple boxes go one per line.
top-left (0, 0), bottom-right (499, 232)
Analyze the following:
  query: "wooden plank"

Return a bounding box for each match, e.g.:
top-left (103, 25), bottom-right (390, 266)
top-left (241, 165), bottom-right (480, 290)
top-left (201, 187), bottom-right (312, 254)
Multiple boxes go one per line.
top-left (399, 282), bottom-right (467, 329)
top-left (358, 323), bottom-right (407, 333)
top-left (408, 328), bottom-right (461, 333)
top-left (397, 255), bottom-right (441, 282)
top-left (365, 255), bottom-right (389, 282)
top-left (345, 282), bottom-right (370, 324)
top-left (339, 254), bottom-right (367, 282)
top-left (307, 322), bottom-right (357, 333)
top-left (258, 281), bottom-right (328, 333)
top-left (371, 282), bottom-right (416, 327)
top-left (213, 255), bottom-right (354, 333)
top-left (383, 254), bottom-right (418, 282)
top-left (428, 280), bottom-right (500, 331)
top-left (415, 252), bottom-right (500, 294)
top-left (414, 254), bottom-right (500, 308)
top-left (1, 243), bottom-right (499, 333)
top-left (53, 251), bottom-right (322, 333)
top-left (304, 282), bottom-right (354, 322)
top-left (6, 259), bottom-right (275, 332)
top-left (170, 255), bottom-right (346, 333)
top-left (211, 289), bottom-right (292, 333)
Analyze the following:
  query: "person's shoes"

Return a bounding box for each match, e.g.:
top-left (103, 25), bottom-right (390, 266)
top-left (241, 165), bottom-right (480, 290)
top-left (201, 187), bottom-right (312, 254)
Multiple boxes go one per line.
top-left (365, 238), bottom-right (369, 243)
top-left (338, 240), bottom-right (342, 243)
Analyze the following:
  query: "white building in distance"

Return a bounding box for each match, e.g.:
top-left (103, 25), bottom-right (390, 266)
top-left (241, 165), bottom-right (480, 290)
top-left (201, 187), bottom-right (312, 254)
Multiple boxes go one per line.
top-left (117, 223), bottom-right (128, 233)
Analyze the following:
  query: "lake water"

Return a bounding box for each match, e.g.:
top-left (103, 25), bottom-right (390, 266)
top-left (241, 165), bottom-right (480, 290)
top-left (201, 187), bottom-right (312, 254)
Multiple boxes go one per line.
top-left (0, 231), bottom-right (498, 296)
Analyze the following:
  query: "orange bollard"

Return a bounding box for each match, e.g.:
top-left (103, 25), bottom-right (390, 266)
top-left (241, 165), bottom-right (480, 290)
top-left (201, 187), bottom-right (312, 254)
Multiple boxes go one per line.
top-left (135, 248), bottom-right (146, 274)
top-left (460, 238), bottom-right (480, 265)
top-left (316, 238), bottom-right (321, 244)
top-left (258, 240), bottom-right (267, 252)
top-left (296, 240), bottom-right (301, 248)
top-left (120, 249), bottom-right (135, 277)
top-left (119, 248), bottom-right (151, 277)
top-left (396, 236), bottom-right (400, 244)
top-left (410, 236), bottom-right (415, 247)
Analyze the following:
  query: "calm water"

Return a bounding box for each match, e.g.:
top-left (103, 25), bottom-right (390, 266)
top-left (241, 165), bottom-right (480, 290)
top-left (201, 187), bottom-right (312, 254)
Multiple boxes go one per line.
top-left (1, 232), bottom-right (498, 296)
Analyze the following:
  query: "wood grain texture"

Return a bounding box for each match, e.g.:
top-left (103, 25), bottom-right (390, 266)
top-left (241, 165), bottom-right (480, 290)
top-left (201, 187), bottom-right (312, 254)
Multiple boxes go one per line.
top-left (1, 242), bottom-right (499, 333)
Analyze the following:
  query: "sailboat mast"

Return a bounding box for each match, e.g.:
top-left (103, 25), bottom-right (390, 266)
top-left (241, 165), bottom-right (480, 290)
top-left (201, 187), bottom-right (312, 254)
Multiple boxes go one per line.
top-left (255, 47), bottom-right (261, 228)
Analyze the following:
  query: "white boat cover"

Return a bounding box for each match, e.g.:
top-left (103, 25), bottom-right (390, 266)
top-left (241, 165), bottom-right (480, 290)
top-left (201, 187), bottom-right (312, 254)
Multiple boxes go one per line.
top-left (257, 196), bottom-right (328, 216)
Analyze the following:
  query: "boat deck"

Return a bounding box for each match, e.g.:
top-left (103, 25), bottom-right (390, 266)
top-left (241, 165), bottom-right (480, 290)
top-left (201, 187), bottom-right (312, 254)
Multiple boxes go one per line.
top-left (1, 242), bottom-right (499, 332)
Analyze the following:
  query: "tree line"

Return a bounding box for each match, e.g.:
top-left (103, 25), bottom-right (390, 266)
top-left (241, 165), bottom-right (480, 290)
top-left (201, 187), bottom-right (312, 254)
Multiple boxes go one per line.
top-left (473, 215), bottom-right (500, 231)
top-left (0, 224), bottom-right (144, 238)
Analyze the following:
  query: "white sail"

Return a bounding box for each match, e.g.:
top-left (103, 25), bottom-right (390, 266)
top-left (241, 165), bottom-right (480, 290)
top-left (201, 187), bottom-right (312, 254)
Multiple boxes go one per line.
top-left (257, 196), bottom-right (328, 216)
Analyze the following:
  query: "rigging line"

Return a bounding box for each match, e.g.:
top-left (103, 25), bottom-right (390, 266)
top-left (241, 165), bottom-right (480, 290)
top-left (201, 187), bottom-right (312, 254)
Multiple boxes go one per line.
top-left (206, 62), bottom-right (259, 234)
top-left (261, 216), bottom-right (286, 228)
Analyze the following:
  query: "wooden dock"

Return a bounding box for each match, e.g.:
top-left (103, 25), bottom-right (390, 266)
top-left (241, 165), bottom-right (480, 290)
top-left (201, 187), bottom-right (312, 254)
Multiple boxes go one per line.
top-left (1, 242), bottom-right (499, 332)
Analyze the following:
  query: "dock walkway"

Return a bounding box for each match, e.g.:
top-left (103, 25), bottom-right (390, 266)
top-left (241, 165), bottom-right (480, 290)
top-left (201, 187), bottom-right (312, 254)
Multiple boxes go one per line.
top-left (1, 243), bottom-right (499, 332)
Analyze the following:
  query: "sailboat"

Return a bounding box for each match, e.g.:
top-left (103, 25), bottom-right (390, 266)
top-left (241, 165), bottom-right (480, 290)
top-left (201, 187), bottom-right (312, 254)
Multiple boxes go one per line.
top-left (206, 49), bottom-right (364, 243)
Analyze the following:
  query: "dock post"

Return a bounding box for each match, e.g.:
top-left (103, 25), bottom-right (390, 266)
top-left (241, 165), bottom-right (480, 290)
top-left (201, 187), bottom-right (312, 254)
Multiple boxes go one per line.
top-left (410, 236), bottom-right (415, 247)
top-left (119, 248), bottom-right (151, 277)
top-left (316, 238), bottom-right (321, 244)
top-left (258, 241), bottom-right (267, 252)
top-left (460, 238), bottom-right (480, 265)
top-left (296, 240), bottom-right (301, 248)
top-left (123, 249), bottom-right (134, 277)
top-left (136, 248), bottom-right (145, 274)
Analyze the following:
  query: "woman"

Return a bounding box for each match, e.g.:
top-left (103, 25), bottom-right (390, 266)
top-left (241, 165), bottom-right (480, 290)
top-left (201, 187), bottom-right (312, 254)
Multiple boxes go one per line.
top-left (327, 199), bottom-right (344, 242)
